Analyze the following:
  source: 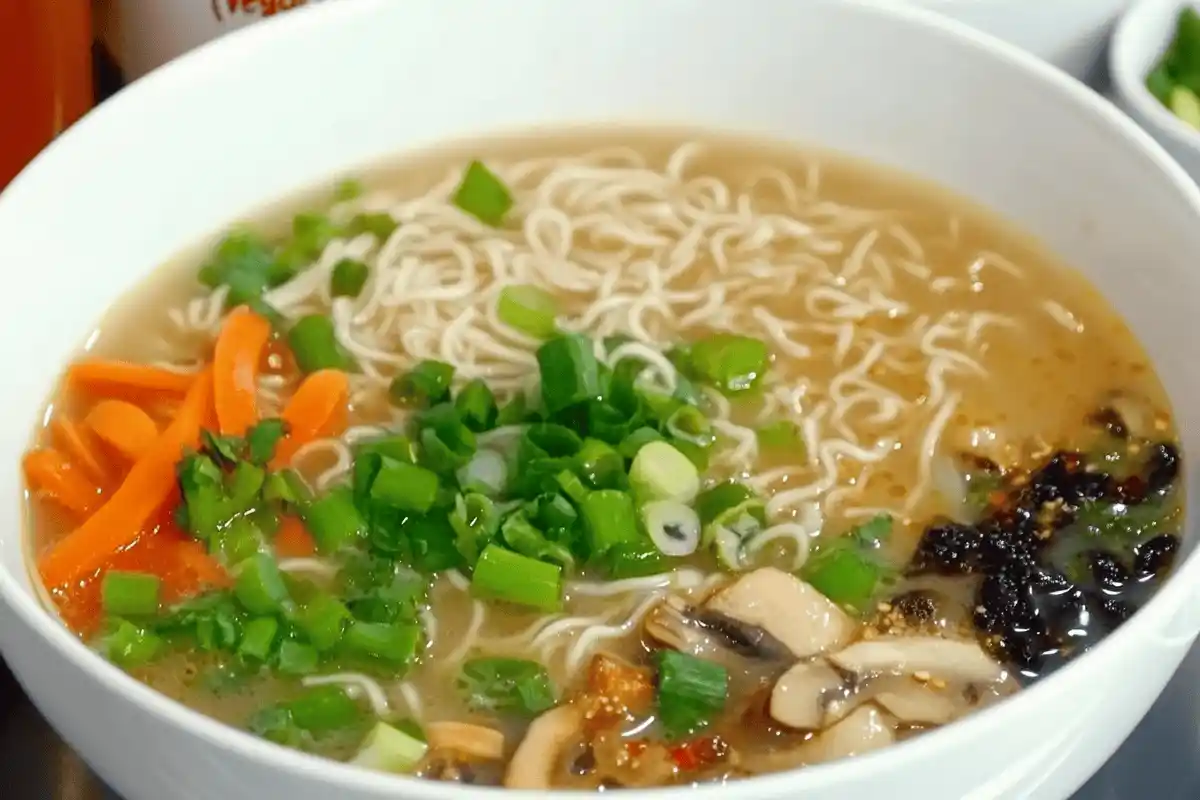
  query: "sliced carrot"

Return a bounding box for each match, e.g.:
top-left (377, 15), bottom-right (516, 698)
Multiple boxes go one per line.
top-left (85, 399), bottom-right (160, 461)
top-left (213, 305), bottom-right (272, 436)
top-left (271, 369), bottom-right (350, 467)
top-left (274, 515), bottom-right (317, 559)
top-left (68, 361), bottom-right (195, 400)
top-left (50, 510), bottom-right (228, 636)
top-left (38, 369), bottom-right (213, 592)
top-left (23, 449), bottom-right (103, 516)
top-left (50, 417), bottom-right (109, 484)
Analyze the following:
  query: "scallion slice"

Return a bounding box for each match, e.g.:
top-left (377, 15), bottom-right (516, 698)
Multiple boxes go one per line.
top-left (471, 545), bottom-right (563, 611)
top-left (452, 160), bottom-right (513, 226)
top-left (656, 650), bottom-right (728, 741)
top-left (101, 571), bottom-right (161, 617)
top-left (498, 284), bottom-right (558, 339)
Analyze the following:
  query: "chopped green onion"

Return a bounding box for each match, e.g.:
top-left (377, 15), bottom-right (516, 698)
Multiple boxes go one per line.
top-left (214, 516), bottom-right (266, 565)
top-left (456, 449), bottom-right (508, 496)
top-left (297, 593), bottom-right (352, 651)
top-left (197, 230), bottom-right (279, 306)
top-left (537, 334), bottom-right (603, 414)
top-left (303, 487), bottom-right (367, 553)
top-left (246, 418), bottom-right (288, 465)
top-left (656, 650), bottom-right (728, 741)
top-left (291, 213), bottom-right (337, 260)
top-left (389, 360), bottom-right (455, 407)
top-left (756, 419), bottom-right (804, 453)
top-left (629, 440), bottom-right (700, 505)
top-left (450, 492), bottom-right (501, 567)
top-left (277, 640), bottom-right (320, 676)
top-left (287, 314), bottom-right (358, 373)
top-left (604, 539), bottom-right (668, 579)
top-left (226, 460), bottom-right (266, 514)
top-left (555, 469), bottom-right (590, 504)
top-left (800, 515), bottom-right (894, 611)
top-left (331, 257), bottom-right (370, 299)
top-left (500, 511), bottom-right (575, 570)
top-left (335, 178), bottom-right (364, 201)
top-left (695, 482), bottom-right (759, 526)
top-left (345, 212), bottom-right (398, 241)
top-left (342, 621), bottom-right (422, 665)
top-left (369, 459), bottom-right (440, 513)
top-left (471, 545), bottom-right (563, 611)
top-left (618, 427), bottom-right (664, 460)
top-left (405, 513), bottom-right (466, 574)
top-left (102, 620), bottom-right (163, 669)
top-left (580, 489), bottom-right (640, 557)
top-left (642, 501), bottom-right (701, 557)
top-left (1171, 85), bottom-right (1200, 129)
top-left (498, 284), bottom-right (558, 338)
top-left (264, 468), bottom-right (311, 506)
top-left (665, 406), bottom-right (715, 449)
top-left (286, 685), bottom-right (365, 733)
top-left (706, 498), bottom-right (768, 571)
top-left (101, 571), bottom-right (161, 617)
top-left (687, 333), bottom-right (769, 395)
top-left (457, 657), bottom-right (557, 717)
top-left (355, 434), bottom-right (417, 465)
top-left (455, 379), bottom-right (498, 432)
top-left (522, 423), bottom-right (584, 459)
top-left (452, 160), bottom-right (513, 226)
top-left (235, 553), bottom-right (292, 615)
top-left (350, 720), bottom-right (429, 774)
top-left (238, 617), bottom-right (279, 661)
top-left (496, 392), bottom-right (532, 427)
top-left (575, 438), bottom-right (625, 490)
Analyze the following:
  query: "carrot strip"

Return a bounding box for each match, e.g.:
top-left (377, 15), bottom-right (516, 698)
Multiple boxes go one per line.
top-left (173, 539), bottom-right (232, 594)
top-left (274, 515), bottom-right (317, 559)
top-left (39, 369), bottom-right (213, 591)
top-left (23, 449), bottom-right (103, 516)
top-left (85, 399), bottom-right (160, 461)
top-left (68, 361), bottom-right (195, 400)
top-left (213, 306), bottom-right (272, 436)
top-left (50, 417), bottom-right (109, 484)
top-left (271, 369), bottom-right (350, 467)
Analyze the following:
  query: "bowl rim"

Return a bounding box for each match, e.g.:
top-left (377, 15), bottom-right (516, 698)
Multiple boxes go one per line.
top-left (3, 0), bottom-right (1200, 798)
top-left (1111, 0), bottom-right (1200, 154)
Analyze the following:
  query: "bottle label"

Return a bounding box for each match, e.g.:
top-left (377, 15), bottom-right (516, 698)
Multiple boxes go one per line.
top-left (96, 0), bottom-right (337, 83)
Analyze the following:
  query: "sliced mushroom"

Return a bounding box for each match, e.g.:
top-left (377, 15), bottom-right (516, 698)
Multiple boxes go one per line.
top-left (704, 567), bottom-right (855, 658)
top-left (829, 635), bottom-right (1004, 684)
top-left (874, 687), bottom-right (958, 726)
top-left (644, 595), bottom-right (790, 669)
top-left (810, 705), bottom-right (895, 762)
top-left (505, 705), bottom-right (585, 789)
top-left (769, 660), bottom-right (847, 729)
top-left (426, 722), bottom-right (506, 761)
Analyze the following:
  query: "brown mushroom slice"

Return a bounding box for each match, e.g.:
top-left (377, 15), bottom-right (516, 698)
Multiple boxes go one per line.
top-left (704, 567), bottom-right (855, 658)
top-left (505, 705), bottom-right (585, 789)
top-left (643, 595), bottom-right (790, 670)
top-left (769, 660), bottom-right (846, 729)
top-left (425, 722), bottom-right (506, 762)
top-left (874, 686), bottom-right (958, 726)
top-left (829, 635), bottom-right (1004, 684)
top-left (810, 705), bottom-right (895, 762)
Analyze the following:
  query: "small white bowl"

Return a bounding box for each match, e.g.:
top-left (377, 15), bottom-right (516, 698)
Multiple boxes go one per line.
top-left (1111, 0), bottom-right (1200, 181)
top-left (1, 2), bottom-right (1200, 800)
top-left (917, 0), bottom-right (1131, 83)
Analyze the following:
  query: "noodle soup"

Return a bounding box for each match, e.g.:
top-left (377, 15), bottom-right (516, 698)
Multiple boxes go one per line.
top-left (23, 130), bottom-right (1182, 788)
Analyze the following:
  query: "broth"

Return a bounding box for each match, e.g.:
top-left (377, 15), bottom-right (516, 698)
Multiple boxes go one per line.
top-left (23, 130), bottom-right (1182, 788)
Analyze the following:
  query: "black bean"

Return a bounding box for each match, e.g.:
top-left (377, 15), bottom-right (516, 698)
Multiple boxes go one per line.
top-left (1094, 595), bottom-right (1135, 627)
top-left (891, 590), bottom-right (938, 623)
top-left (1086, 550), bottom-right (1130, 591)
top-left (1134, 534), bottom-right (1180, 579)
top-left (1145, 442), bottom-right (1181, 495)
top-left (909, 522), bottom-right (985, 575)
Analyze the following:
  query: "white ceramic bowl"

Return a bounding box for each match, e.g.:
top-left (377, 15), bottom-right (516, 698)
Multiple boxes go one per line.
top-left (1111, 0), bottom-right (1200, 182)
top-left (914, 0), bottom-right (1131, 83)
top-left (1, 1), bottom-right (1199, 799)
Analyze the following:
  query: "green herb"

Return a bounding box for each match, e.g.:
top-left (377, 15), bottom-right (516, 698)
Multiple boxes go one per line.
top-left (389, 360), bottom-right (455, 407)
top-left (234, 553), bottom-right (292, 615)
top-left (101, 620), bottom-right (163, 669)
top-left (452, 160), bottom-right (514, 226)
top-left (101, 571), bottom-right (161, 617)
top-left (455, 379), bottom-right (498, 432)
top-left (498, 284), bottom-right (558, 338)
top-left (287, 314), bottom-right (358, 373)
top-left (800, 515), bottom-right (894, 612)
top-left (331, 257), bottom-right (370, 298)
top-left (537, 334), bottom-right (603, 414)
top-left (457, 657), bottom-right (557, 717)
top-left (756, 419), bottom-right (804, 454)
top-left (303, 486), bottom-right (367, 553)
top-left (471, 545), bottom-right (563, 611)
top-left (656, 650), bottom-right (727, 741)
top-left (685, 333), bottom-right (769, 395)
